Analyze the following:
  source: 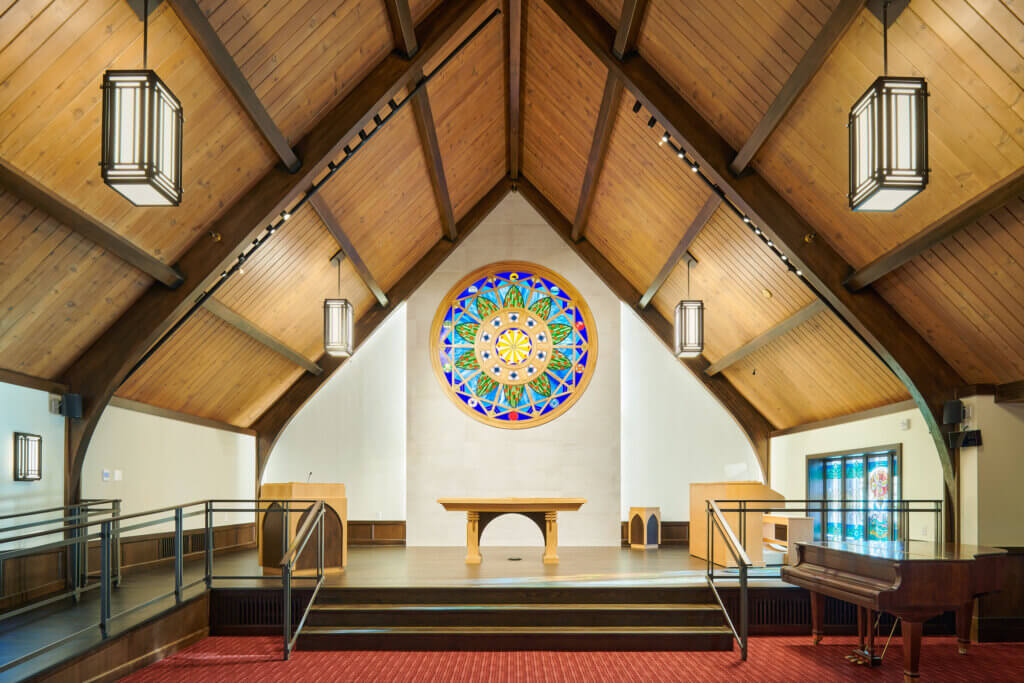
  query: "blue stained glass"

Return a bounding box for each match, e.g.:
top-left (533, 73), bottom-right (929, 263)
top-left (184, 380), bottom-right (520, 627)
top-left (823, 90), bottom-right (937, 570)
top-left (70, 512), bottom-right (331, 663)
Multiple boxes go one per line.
top-left (845, 459), bottom-right (864, 541)
top-left (808, 460), bottom-right (824, 540)
top-left (825, 459), bottom-right (842, 542)
top-left (867, 455), bottom-right (891, 541)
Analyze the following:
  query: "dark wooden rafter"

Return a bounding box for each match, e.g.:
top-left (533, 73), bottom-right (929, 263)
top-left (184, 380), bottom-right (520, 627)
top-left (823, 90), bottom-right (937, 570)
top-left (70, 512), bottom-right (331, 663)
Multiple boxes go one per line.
top-left (0, 368), bottom-right (68, 394)
top-left (309, 195), bottom-right (389, 307)
top-left (60, 0), bottom-right (491, 502)
top-left (109, 396), bottom-right (256, 436)
top-left (166, 0), bottom-right (300, 172)
top-left (845, 167), bottom-right (1024, 290)
top-left (517, 177), bottom-right (773, 478)
top-left (385, 0), bottom-right (457, 240)
top-left (254, 178), bottom-right (513, 481)
top-left (506, 0), bottom-right (524, 180)
top-left (638, 193), bottom-right (718, 308)
top-left (729, 0), bottom-right (865, 174)
top-left (571, 0), bottom-right (649, 241)
top-left (543, 0), bottom-right (963, 497)
top-left (201, 298), bottom-right (322, 375)
top-left (704, 300), bottom-right (827, 376)
top-left (170, 0), bottom-right (391, 304)
top-left (995, 381), bottom-right (1024, 404)
top-left (0, 159), bottom-right (183, 288)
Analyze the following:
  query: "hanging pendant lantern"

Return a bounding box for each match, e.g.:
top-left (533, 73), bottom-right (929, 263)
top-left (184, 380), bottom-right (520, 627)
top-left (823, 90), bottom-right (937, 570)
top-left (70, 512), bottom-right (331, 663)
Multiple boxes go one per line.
top-left (674, 260), bottom-right (703, 358)
top-left (848, 2), bottom-right (928, 212)
top-left (101, 0), bottom-right (182, 206)
top-left (324, 257), bottom-right (353, 357)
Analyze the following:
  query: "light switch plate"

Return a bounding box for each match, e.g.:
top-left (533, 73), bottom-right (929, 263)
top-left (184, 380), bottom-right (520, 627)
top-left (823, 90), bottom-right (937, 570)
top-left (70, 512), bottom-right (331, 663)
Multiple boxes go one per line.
top-left (102, 469), bottom-right (112, 482)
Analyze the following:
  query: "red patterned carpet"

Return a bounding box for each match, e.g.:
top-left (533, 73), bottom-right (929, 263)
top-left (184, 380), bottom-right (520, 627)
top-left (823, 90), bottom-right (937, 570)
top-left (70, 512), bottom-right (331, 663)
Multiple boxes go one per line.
top-left (121, 636), bottom-right (1024, 681)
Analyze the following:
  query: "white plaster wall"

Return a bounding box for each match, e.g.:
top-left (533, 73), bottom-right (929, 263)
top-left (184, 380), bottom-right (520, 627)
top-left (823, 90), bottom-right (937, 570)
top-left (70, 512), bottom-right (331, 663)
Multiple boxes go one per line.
top-left (406, 193), bottom-right (621, 547)
top-left (620, 304), bottom-right (762, 521)
top-left (770, 405), bottom-right (944, 541)
top-left (0, 382), bottom-right (66, 550)
top-left (83, 406), bottom-right (255, 535)
top-left (263, 307), bottom-right (406, 520)
top-left (961, 396), bottom-right (1024, 547)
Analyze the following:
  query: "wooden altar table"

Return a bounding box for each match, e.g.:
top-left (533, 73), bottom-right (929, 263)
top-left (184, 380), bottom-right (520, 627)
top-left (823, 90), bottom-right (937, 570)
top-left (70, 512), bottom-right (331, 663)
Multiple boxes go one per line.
top-left (438, 498), bottom-right (586, 565)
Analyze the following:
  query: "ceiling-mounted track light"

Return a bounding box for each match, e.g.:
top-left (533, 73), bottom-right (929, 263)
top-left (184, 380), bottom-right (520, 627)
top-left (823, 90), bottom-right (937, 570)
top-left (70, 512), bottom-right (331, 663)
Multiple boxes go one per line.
top-left (848, 1), bottom-right (928, 212)
top-left (101, 0), bottom-right (182, 206)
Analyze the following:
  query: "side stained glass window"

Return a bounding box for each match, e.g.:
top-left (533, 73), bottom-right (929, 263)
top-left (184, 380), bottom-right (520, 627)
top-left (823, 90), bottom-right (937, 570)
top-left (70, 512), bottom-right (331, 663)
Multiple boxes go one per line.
top-left (808, 448), bottom-right (901, 543)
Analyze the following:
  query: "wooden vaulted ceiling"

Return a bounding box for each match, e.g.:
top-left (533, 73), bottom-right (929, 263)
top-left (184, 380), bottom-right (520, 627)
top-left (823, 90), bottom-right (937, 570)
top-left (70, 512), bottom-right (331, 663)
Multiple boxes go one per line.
top-left (1, 0), bottom-right (1023, 460)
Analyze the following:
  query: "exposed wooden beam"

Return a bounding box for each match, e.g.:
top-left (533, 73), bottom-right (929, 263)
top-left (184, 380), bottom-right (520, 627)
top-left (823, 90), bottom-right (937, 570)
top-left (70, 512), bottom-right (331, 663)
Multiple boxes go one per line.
top-left (507, 0), bottom-right (524, 180)
top-left (254, 178), bottom-right (513, 481)
top-left (995, 380), bottom-right (1024, 404)
top-left (202, 298), bottom-right (322, 375)
top-left (109, 396), bottom-right (256, 436)
top-left (612, 0), bottom-right (649, 58)
top-left (638, 193), bottom-right (718, 308)
top-left (517, 176), bottom-right (773, 478)
top-left (60, 0), bottom-right (490, 503)
top-left (729, 0), bottom-right (865, 174)
top-left (571, 0), bottom-right (649, 242)
top-left (572, 75), bottom-right (622, 241)
top-left (0, 368), bottom-right (68, 395)
top-left (0, 159), bottom-right (183, 288)
top-left (544, 0), bottom-right (964, 497)
top-left (309, 195), bottom-right (389, 307)
top-left (845, 167), bottom-right (1024, 290)
top-left (770, 398), bottom-right (917, 437)
top-left (705, 300), bottom-right (827, 376)
top-left (384, 0), bottom-right (457, 239)
top-left (166, 0), bottom-right (300, 172)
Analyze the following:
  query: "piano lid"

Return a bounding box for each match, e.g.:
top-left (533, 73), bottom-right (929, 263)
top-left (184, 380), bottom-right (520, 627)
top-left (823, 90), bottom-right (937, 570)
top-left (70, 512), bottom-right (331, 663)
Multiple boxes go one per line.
top-left (799, 539), bottom-right (1007, 562)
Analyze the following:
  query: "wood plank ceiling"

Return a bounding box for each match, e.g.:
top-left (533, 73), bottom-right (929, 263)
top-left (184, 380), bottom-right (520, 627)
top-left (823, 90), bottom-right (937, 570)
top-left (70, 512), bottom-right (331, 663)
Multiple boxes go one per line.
top-left (1, 0), bottom-right (1022, 434)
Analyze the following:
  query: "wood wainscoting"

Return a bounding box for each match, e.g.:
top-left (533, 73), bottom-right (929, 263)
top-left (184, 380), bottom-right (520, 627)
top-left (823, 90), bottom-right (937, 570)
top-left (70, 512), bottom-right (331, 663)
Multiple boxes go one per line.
top-left (0, 523), bottom-right (255, 614)
top-left (347, 520), bottom-right (406, 545)
top-left (30, 592), bottom-right (209, 683)
top-left (620, 521), bottom-right (689, 547)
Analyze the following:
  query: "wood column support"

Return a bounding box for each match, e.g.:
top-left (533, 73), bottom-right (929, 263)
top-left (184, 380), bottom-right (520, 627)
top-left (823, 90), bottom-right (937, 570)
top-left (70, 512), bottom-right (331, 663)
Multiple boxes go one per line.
top-left (543, 511), bottom-right (559, 564)
top-left (465, 511), bottom-right (482, 564)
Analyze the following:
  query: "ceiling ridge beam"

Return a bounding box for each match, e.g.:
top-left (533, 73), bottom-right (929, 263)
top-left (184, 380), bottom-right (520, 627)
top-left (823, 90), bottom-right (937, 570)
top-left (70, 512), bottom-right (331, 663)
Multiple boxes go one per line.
top-left (309, 195), bottom-right (389, 307)
top-left (542, 0), bottom-right (962, 496)
top-left (167, 0), bottom-right (300, 172)
top-left (253, 177), bottom-right (513, 481)
top-left (60, 0), bottom-right (490, 502)
top-left (517, 176), bottom-right (774, 479)
top-left (0, 159), bottom-right (183, 288)
top-left (704, 300), bottom-right (827, 376)
top-left (730, 0), bottom-right (865, 174)
top-left (202, 297), bottom-right (322, 375)
top-left (507, 0), bottom-right (524, 180)
top-left (570, 0), bottom-right (649, 241)
top-left (638, 193), bottom-right (718, 308)
top-left (385, 0), bottom-right (457, 240)
top-left (845, 167), bottom-right (1024, 290)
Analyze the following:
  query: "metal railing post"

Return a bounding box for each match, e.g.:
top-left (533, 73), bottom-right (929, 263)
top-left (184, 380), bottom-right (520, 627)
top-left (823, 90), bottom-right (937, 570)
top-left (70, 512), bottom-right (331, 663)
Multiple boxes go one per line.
top-left (174, 507), bottom-right (184, 603)
top-left (282, 564), bottom-right (292, 660)
top-left (317, 511), bottom-right (324, 580)
top-left (99, 520), bottom-right (111, 637)
top-left (205, 501), bottom-right (214, 588)
top-left (70, 504), bottom-right (81, 603)
top-left (282, 506), bottom-right (290, 565)
top-left (113, 500), bottom-right (122, 587)
top-left (740, 562), bottom-right (749, 661)
top-left (706, 501), bottom-right (712, 579)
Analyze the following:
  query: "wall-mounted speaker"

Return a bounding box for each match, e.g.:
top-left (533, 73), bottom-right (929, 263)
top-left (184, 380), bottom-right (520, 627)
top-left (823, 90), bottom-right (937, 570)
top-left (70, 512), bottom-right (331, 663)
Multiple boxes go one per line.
top-left (942, 399), bottom-right (965, 425)
top-left (59, 393), bottom-right (83, 419)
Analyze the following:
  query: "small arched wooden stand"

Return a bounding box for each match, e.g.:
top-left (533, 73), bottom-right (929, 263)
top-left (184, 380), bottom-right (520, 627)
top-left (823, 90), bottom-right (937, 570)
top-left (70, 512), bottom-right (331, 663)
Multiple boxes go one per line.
top-left (629, 506), bottom-right (661, 550)
top-left (438, 498), bottom-right (586, 565)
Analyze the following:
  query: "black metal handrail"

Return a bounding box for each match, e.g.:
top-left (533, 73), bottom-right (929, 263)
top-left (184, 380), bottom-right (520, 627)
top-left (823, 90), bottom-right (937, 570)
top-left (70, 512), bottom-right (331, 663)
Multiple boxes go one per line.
top-left (280, 500), bottom-right (326, 660)
top-left (705, 500), bottom-right (749, 660)
top-left (0, 497), bottom-right (327, 674)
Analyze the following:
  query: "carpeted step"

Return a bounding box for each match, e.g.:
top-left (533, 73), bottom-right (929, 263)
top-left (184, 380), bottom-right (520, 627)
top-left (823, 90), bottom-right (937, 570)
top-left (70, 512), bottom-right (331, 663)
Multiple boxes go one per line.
top-left (305, 602), bottom-right (726, 628)
top-left (295, 624), bottom-right (736, 651)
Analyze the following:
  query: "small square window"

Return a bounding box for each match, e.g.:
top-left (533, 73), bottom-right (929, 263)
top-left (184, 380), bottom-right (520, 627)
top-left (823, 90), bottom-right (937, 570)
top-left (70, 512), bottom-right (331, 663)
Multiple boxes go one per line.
top-left (14, 433), bottom-right (42, 481)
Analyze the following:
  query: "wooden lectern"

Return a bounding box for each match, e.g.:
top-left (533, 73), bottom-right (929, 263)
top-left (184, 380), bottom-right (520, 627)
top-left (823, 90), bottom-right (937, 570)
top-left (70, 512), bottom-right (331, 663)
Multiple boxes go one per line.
top-left (258, 482), bottom-right (347, 575)
top-left (689, 481), bottom-right (784, 568)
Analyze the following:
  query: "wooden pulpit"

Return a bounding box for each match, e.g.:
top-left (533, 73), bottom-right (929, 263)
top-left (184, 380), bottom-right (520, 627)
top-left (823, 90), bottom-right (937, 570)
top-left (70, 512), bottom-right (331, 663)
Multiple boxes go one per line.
top-left (258, 482), bottom-right (347, 575)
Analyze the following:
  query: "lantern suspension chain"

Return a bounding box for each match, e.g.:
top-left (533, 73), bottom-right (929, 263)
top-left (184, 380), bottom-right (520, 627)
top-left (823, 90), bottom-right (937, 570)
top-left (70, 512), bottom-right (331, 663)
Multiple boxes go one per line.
top-left (118, 7), bottom-right (502, 386)
top-left (143, 0), bottom-right (148, 69)
top-left (882, 1), bottom-right (888, 76)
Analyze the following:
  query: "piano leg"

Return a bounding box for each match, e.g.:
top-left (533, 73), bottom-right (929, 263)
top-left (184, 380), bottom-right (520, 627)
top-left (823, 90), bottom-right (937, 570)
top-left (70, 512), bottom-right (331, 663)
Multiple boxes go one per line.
top-left (857, 606), bottom-right (866, 651)
top-left (902, 620), bottom-right (922, 681)
top-left (810, 591), bottom-right (825, 644)
top-left (956, 600), bottom-right (974, 655)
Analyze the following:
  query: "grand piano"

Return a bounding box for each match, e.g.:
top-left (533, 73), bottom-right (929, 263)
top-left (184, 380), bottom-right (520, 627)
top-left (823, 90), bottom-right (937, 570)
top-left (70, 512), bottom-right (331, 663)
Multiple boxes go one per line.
top-left (782, 540), bottom-right (1008, 681)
